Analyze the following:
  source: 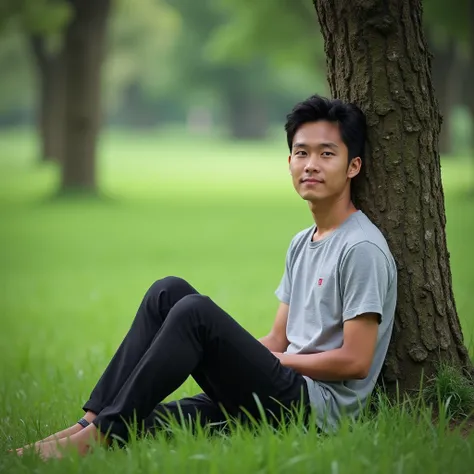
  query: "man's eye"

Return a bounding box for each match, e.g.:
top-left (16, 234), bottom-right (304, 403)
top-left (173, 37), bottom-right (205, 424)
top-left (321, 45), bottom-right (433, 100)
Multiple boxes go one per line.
top-left (295, 150), bottom-right (306, 156)
top-left (322, 151), bottom-right (334, 157)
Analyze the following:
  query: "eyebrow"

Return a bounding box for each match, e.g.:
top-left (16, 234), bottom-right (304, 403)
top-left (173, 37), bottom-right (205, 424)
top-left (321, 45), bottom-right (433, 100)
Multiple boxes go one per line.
top-left (320, 142), bottom-right (339, 149)
top-left (292, 142), bottom-right (339, 149)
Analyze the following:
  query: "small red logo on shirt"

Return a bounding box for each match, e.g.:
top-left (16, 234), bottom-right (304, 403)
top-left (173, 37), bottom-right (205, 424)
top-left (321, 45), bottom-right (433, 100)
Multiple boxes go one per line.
top-left (318, 278), bottom-right (323, 286)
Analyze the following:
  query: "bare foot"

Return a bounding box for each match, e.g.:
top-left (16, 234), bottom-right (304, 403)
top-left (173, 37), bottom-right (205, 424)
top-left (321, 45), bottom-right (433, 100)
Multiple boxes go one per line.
top-left (14, 425), bottom-right (82, 456)
top-left (18, 423), bottom-right (107, 460)
top-left (14, 411), bottom-right (97, 454)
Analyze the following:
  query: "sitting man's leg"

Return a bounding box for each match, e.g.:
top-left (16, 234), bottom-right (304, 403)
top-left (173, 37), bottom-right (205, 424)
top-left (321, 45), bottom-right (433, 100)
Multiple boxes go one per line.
top-left (15, 276), bottom-right (199, 454)
top-left (144, 393), bottom-right (229, 435)
top-left (93, 294), bottom-right (310, 442)
top-left (83, 276), bottom-right (199, 416)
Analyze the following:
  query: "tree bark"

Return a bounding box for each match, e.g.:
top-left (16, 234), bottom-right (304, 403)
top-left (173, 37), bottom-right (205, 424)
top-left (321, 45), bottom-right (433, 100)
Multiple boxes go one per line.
top-left (29, 35), bottom-right (66, 163)
top-left (313, 0), bottom-right (472, 394)
top-left (61, 0), bottom-right (111, 193)
top-left (429, 35), bottom-right (461, 157)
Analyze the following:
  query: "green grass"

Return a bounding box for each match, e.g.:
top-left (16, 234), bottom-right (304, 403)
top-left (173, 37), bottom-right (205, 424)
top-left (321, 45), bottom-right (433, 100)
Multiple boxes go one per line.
top-left (1, 128), bottom-right (473, 473)
top-left (424, 362), bottom-right (474, 419)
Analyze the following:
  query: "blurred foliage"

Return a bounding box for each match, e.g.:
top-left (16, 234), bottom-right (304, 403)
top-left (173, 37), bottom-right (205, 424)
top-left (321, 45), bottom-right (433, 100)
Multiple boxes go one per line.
top-left (424, 0), bottom-right (469, 51)
top-left (0, 0), bottom-right (71, 115)
top-left (0, 0), bottom-right (71, 35)
top-left (206, 0), bottom-right (322, 67)
top-left (0, 0), bottom-right (326, 128)
top-left (158, 0), bottom-right (320, 126)
top-left (104, 0), bottom-right (181, 114)
top-left (0, 0), bottom-right (472, 131)
top-left (0, 28), bottom-right (34, 115)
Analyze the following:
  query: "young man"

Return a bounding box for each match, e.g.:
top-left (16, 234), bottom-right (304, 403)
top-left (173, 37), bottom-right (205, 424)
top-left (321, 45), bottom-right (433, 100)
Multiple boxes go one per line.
top-left (16, 95), bottom-right (397, 459)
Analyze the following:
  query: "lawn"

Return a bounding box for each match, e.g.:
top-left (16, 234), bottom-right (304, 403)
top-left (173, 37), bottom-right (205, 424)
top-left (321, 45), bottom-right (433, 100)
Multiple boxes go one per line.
top-left (1, 129), bottom-right (473, 473)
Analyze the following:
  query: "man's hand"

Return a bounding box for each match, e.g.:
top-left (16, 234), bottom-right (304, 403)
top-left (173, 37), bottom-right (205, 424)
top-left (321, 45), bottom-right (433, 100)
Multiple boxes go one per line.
top-left (259, 303), bottom-right (290, 353)
top-left (271, 351), bottom-right (285, 361)
top-left (271, 313), bottom-right (379, 381)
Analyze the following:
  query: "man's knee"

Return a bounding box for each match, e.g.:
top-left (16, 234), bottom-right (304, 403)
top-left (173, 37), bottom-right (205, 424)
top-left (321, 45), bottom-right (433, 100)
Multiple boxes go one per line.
top-left (174, 293), bottom-right (210, 311)
top-left (147, 276), bottom-right (195, 298)
top-left (170, 294), bottom-right (214, 321)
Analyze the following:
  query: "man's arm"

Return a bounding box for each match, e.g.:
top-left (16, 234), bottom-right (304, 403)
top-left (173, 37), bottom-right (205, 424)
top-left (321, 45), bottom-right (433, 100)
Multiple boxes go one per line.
top-left (259, 302), bottom-right (290, 353)
top-left (273, 313), bottom-right (379, 380)
top-left (276, 241), bottom-right (391, 381)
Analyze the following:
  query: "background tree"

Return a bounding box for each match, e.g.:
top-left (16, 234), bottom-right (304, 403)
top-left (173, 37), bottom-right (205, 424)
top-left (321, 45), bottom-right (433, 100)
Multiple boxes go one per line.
top-left (104, 0), bottom-right (180, 128)
top-left (466, 0), bottom-right (474, 193)
top-left (29, 34), bottom-right (66, 163)
top-left (0, 0), bottom-right (70, 162)
top-left (424, 0), bottom-right (470, 157)
top-left (205, 0), bottom-right (326, 138)
top-left (60, 0), bottom-right (111, 193)
top-left (163, 0), bottom-right (272, 139)
top-left (426, 32), bottom-right (462, 155)
top-left (312, 0), bottom-right (472, 393)
top-left (0, 29), bottom-right (35, 127)
top-left (0, 0), bottom-right (111, 192)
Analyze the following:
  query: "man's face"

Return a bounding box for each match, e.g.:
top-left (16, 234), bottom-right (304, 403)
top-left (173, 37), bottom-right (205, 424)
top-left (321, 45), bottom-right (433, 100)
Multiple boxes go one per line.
top-left (288, 120), bottom-right (361, 203)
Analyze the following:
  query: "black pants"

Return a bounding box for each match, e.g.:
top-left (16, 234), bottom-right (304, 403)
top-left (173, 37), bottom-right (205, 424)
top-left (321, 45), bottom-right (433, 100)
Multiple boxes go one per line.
top-left (83, 277), bottom-right (309, 441)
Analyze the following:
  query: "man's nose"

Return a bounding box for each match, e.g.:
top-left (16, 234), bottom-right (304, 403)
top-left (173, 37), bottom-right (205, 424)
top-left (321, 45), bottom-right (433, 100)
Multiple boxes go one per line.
top-left (304, 154), bottom-right (320, 173)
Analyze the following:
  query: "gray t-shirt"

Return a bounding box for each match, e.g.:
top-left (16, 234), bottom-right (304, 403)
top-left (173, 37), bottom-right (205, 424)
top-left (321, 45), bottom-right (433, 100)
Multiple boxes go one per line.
top-left (275, 211), bottom-right (397, 431)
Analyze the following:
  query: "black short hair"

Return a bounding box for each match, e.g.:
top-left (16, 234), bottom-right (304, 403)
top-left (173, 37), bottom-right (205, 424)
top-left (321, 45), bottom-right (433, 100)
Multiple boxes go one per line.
top-left (285, 95), bottom-right (367, 162)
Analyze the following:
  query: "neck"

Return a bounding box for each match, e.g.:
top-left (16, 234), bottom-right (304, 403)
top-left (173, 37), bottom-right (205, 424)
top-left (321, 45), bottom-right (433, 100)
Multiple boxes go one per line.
top-left (309, 195), bottom-right (357, 241)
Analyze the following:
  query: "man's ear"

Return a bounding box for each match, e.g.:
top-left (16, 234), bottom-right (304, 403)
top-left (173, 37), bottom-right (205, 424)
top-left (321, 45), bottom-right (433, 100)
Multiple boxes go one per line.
top-left (347, 157), bottom-right (362, 179)
top-left (288, 155), bottom-right (292, 174)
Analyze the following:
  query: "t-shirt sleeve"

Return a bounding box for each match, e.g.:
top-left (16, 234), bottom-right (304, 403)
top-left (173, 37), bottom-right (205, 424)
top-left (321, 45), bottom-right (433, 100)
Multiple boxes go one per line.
top-left (339, 241), bottom-right (392, 323)
top-left (275, 241), bottom-right (294, 304)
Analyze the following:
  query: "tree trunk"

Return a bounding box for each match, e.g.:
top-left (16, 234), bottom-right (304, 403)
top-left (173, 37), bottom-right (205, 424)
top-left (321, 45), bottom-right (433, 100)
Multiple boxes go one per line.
top-left (119, 81), bottom-right (159, 128)
top-left (29, 35), bottom-right (66, 163)
top-left (429, 35), bottom-right (461, 157)
top-left (61, 0), bottom-right (111, 193)
top-left (222, 70), bottom-right (268, 140)
top-left (313, 0), bottom-right (472, 394)
top-left (467, 0), bottom-right (474, 193)
top-left (466, 60), bottom-right (474, 194)
top-left (227, 93), bottom-right (268, 140)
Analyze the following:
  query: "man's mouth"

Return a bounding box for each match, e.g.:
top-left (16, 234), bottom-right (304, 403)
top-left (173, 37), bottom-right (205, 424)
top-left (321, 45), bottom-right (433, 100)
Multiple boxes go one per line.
top-left (301, 178), bottom-right (324, 184)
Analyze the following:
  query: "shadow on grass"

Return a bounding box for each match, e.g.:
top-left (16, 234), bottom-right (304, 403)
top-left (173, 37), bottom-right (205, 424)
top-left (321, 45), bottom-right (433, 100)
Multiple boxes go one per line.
top-left (37, 188), bottom-right (122, 208)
